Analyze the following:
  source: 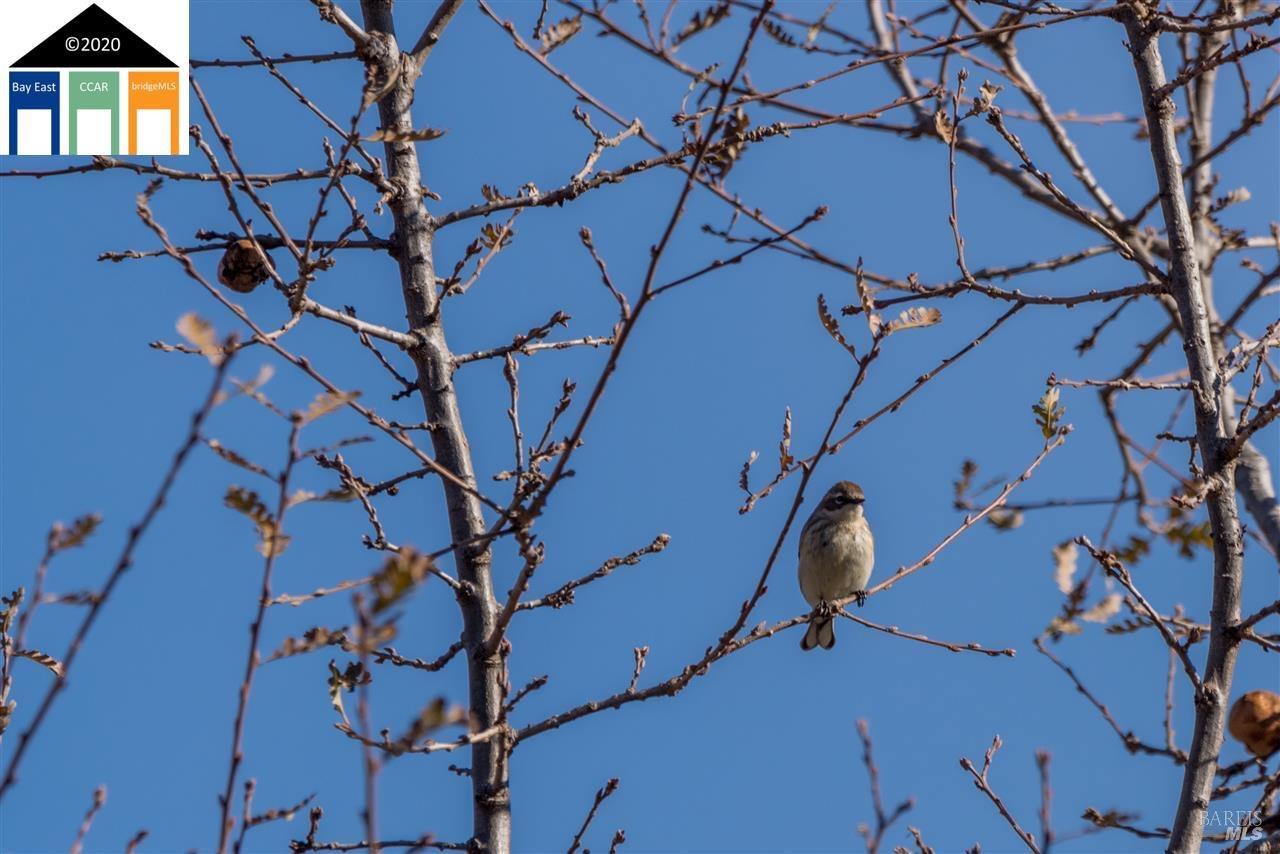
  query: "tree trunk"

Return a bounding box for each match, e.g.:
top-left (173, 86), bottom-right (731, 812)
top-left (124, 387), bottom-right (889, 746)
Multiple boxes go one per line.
top-left (1122, 9), bottom-right (1247, 852)
top-left (357, 4), bottom-right (510, 851)
top-left (1183, 1), bottom-right (1280, 558)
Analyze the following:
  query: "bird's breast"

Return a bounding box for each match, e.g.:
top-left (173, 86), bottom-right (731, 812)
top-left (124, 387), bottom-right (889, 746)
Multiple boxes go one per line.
top-left (798, 520), bottom-right (874, 606)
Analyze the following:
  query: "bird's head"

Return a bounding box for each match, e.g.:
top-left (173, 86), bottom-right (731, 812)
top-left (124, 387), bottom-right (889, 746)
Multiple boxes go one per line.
top-left (819, 481), bottom-right (866, 520)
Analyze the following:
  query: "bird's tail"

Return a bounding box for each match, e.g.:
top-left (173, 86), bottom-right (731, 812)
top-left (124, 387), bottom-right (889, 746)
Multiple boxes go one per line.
top-left (800, 617), bottom-right (836, 651)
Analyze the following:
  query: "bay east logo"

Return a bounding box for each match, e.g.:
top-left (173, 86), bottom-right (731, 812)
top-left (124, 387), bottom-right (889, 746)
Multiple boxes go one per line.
top-left (1, 1), bottom-right (189, 156)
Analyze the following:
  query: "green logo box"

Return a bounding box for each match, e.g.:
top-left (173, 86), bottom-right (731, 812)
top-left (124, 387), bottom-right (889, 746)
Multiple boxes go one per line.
top-left (68, 71), bottom-right (117, 155)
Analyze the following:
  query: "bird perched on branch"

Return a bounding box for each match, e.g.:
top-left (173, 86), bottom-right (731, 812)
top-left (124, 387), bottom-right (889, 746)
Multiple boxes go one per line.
top-left (798, 481), bottom-right (875, 651)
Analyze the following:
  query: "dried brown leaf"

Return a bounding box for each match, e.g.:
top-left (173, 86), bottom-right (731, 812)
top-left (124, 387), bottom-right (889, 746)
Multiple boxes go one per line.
top-left (177, 312), bottom-right (222, 365)
top-left (817, 294), bottom-right (857, 357)
top-left (806, 1), bottom-right (837, 45)
top-left (934, 109), bottom-right (955, 144)
top-left (364, 127), bottom-right (447, 143)
top-left (738, 450), bottom-right (758, 492)
top-left (225, 486), bottom-right (291, 557)
top-left (326, 659), bottom-right (370, 725)
top-left (288, 487), bottom-right (359, 507)
top-left (15, 647), bottom-right (63, 677)
top-left (987, 507), bottom-right (1024, 530)
top-left (1046, 615), bottom-right (1082, 638)
top-left (50, 515), bottom-right (102, 553)
top-left (371, 548), bottom-right (434, 615)
top-left (301, 390), bottom-right (361, 424)
top-left (674, 2), bottom-right (730, 46)
top-left (761, 18), bottom-right (799, 48)
top-left (778, 408), bottom-right (793, 471)
top-left (1052, 541), bottom-right (1078, 594)
top-left (973, 80), bottom-right (1003, 114)
top-left (885, 306), bottom-right (943, 334)
top-left (852, 263), bottom-right (883, 337)
top-left (479, 222), bottom-right (514, 251)
top-left (1080, 593), bottom-right (1122, 624)
top-left (539, 16), bottom-right (581, 55)
top-left (206, 439), bottom-right (271, 478)
top-left (705, 107), bottom-right (750, 179)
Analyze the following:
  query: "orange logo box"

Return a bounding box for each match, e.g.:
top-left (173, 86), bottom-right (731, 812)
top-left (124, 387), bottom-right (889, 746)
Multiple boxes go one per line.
top-left (127, 71), bottom-right (179, 155)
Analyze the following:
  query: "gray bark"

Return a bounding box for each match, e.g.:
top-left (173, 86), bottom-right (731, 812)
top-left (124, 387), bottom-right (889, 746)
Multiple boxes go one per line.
top-left (1122, 10), bottom-right (1248, 852)
top-left (1242, 830), bottom-right (1280, 854)
top-left (1183, 0), bottom-right (1280, 558)
top-left (1234, 437), bottom-right (1280, 554)
top-left (356, 4), bottom-right (510, 851)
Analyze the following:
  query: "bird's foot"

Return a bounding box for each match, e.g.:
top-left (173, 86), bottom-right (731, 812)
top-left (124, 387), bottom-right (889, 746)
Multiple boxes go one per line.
top-left (852, 589), bottom-right (867, 608)
top-left (814, 600), bottom-right (837, 619)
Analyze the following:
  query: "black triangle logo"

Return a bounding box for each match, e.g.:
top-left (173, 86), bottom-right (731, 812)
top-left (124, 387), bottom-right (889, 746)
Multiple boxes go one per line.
top-left (11, 4), bottom-right (177, 68)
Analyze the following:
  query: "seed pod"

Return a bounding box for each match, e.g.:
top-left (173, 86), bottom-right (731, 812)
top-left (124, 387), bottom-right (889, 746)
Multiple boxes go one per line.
top-left (217, 239), bottom-right (270, 293)
top-left (1228, 690), bottom-right (1280, 758)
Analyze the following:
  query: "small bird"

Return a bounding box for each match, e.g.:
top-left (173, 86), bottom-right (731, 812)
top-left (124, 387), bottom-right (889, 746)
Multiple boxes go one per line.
top-left (798, 481), bottom-right (875, 651)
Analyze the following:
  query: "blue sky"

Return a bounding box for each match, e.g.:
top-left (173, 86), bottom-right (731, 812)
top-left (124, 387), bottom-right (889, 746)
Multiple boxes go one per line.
top-left (1, 1), bottom-right (1278, 852)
